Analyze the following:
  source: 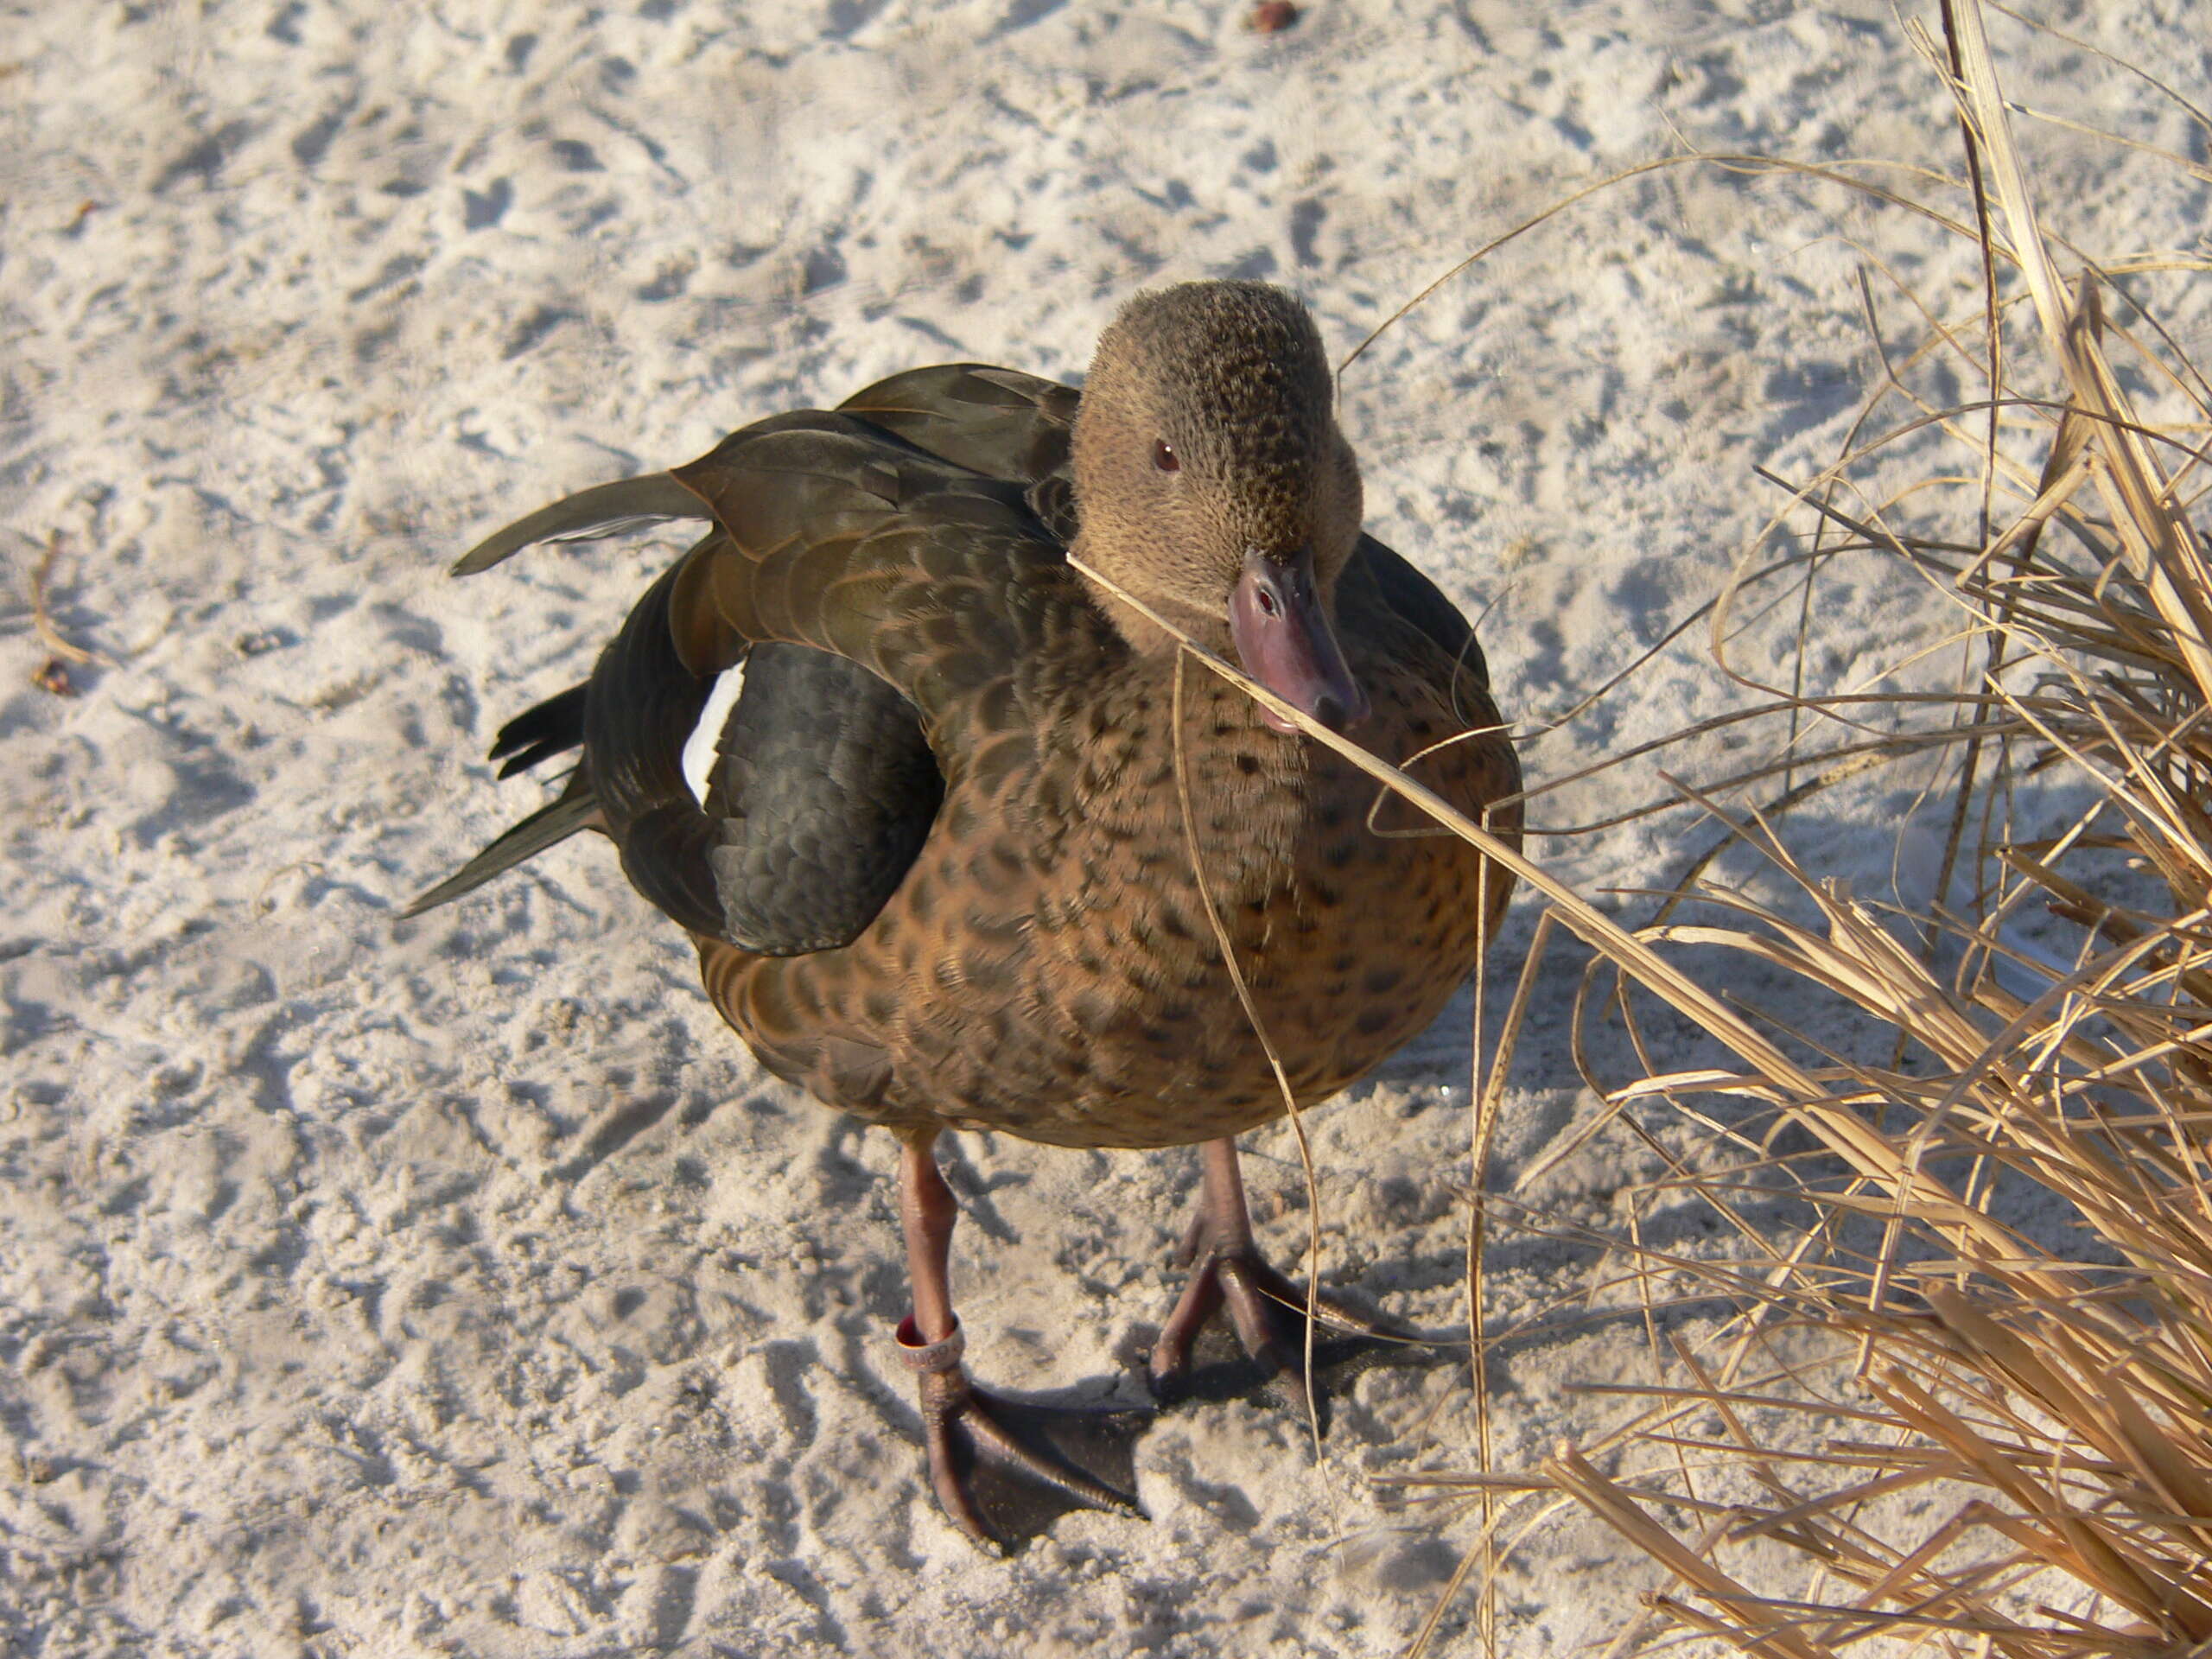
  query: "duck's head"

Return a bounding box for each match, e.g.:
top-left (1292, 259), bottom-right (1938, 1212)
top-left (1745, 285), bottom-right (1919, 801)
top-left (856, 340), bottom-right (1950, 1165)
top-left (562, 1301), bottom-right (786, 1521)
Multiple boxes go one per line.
top-left (1071, 280), bottom-right (1370, 734)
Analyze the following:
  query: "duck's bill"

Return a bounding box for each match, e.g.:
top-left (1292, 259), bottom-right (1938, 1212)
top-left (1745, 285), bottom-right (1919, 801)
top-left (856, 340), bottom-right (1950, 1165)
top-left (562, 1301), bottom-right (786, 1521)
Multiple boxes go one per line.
top-left (1229, 549), bottom-right (1370, 735)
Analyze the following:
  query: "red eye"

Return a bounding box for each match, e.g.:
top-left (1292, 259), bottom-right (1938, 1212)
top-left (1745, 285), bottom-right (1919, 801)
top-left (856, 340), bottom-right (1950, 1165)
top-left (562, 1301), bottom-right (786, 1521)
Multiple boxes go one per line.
top-left (1152, 439), bottom-right (1179, 473)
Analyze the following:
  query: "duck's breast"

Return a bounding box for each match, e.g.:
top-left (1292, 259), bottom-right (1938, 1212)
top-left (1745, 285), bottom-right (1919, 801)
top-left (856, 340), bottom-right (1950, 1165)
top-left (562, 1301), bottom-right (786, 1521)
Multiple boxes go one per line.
top-left (708, 620), bottom-right (1518, 1150)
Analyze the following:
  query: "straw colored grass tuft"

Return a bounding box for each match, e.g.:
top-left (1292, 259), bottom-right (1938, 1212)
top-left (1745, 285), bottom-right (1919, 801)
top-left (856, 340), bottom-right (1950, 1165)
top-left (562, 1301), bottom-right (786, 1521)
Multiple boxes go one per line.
top-left (1440, 3), bottom-right (2212, 1651)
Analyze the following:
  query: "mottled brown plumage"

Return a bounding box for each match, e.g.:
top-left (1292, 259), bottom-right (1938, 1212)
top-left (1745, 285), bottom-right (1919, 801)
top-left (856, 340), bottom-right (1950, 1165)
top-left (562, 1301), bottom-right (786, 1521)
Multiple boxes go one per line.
top-left (412, 281), bottom-right (1521, 1551)
top-left (697, 581), bottom-right (1512, 1149)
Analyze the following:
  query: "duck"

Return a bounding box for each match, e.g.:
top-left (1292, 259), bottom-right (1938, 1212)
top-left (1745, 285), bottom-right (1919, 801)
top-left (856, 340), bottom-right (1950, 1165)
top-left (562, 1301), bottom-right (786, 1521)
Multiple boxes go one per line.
top-left (407, 280), bottom-right (1522, 1551)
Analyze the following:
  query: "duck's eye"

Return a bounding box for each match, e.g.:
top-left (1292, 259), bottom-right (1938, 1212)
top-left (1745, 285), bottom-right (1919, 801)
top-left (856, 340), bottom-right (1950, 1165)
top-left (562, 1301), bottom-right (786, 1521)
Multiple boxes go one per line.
top-left (1152, 439), bottom-right (1179, 473)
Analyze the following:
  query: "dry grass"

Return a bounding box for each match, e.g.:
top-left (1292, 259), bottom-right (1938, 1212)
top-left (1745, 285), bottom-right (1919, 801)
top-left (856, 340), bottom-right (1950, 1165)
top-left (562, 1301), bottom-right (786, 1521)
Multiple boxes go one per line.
top-left (1410, 3), bottom-right (2212, 1653)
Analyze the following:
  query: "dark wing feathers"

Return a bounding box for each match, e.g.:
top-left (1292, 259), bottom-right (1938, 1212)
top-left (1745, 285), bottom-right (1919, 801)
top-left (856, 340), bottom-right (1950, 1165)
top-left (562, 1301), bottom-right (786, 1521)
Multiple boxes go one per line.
top-left (704, 644), bottom-right (943, 955)
top-left (671, 418), bottom-right (1094, 736)
top-left (402, 779), bottom-right (601, 917)
top-left (839, 365), bottom-right (1077, 485)
top-left (581, 543), bottom-right (945, 954)
top-left (581, 554), bottom-right (728, 939)
top-left (840, 365), bottom-right (1081, 541)
top-left (449, 472), bottom-right (707, 575)
top-left (417, 420), bottom-right (975, 951)
top-left (1338, 533), bottom-right (1494, 717)
top-left (488, 683), bottom-right (588, 779)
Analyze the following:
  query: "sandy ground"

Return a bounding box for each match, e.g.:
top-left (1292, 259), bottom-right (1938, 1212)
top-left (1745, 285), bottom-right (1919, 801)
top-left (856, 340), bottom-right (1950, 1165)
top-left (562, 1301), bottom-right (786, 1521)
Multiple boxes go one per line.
top-left (5, 1), bottom-right (2209, 1654)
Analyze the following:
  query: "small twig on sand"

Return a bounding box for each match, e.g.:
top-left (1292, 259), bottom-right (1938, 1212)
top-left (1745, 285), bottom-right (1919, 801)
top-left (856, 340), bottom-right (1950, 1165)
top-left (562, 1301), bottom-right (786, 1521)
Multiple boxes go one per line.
top-left (29, 531), bottom-right (105, 680)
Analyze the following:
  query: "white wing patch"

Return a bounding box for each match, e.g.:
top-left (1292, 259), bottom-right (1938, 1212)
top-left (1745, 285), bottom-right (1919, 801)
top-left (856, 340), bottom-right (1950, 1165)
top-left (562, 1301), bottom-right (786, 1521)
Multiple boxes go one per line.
top-left (682, 660), bottom-right (748, 807)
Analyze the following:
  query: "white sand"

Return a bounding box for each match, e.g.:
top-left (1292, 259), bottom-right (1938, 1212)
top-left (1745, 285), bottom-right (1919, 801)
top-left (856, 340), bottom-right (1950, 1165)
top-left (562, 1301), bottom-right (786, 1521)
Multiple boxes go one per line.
top-left (5, 2), bottom-right (2206, 1653)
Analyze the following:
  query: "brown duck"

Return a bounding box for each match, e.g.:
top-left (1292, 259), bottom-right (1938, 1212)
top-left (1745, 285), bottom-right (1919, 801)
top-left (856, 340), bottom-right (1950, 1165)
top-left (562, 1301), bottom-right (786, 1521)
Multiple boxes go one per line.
top-left (410, 280), bottom-right (1522, 1548)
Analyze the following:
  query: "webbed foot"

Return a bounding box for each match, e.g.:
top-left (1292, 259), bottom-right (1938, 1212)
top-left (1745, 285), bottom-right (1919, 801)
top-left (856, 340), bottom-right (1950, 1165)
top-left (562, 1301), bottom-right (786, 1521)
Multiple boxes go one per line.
top-left (1147, 1230), bottom-right (1429, 1430)
top-left (898, 1317), bottom-right (1148, 1553)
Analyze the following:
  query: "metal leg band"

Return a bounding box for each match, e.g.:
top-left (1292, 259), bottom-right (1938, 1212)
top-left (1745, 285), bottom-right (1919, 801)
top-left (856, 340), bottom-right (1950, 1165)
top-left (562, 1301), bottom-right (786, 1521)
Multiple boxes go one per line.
top-left (893, 1314), bottom-right (965, 1375)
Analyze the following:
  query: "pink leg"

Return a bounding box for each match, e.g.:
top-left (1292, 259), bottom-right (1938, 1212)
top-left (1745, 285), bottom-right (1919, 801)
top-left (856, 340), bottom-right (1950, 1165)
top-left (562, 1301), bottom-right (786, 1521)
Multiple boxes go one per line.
top-left (899, 1134), bottom-right (960, 1344)
top-left (891, 1132), bottom-right (1144, 1550)
top-left (1149, 1136), bottom-right (1403, 1424)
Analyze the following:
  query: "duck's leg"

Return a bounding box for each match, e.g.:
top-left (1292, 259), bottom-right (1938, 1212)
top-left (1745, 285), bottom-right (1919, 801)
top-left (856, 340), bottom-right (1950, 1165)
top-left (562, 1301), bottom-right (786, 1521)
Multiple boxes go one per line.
top-left (893, 1132), bottom-right (1147, 1551)
top-left (1149, 1136), bottom-right (1416, 1426)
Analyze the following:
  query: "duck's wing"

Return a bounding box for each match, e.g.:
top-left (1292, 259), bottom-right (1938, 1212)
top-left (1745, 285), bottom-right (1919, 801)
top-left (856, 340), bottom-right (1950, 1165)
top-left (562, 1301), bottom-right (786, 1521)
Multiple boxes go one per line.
top-left (445, 410), bottom-right (846, 575)
top-left (838, 365), bottom-right (1082, 541)
top-left (839, 365), bottom-right (1078, 479)
top-left (413, 527), bottom-right (951, 955)
top-left (442, 365), bottom-right (1079, 582)
top-left (406, 547), bottom-right (729, 933)
top-left (700, 641), bottom-right (944, 954)
top-left (649, 413), bottom-right (1109, 945)
top-left (668, 413), bottom-right (1114, 740)
top-left (449, 474), bottom-right (708, 575)
top-left (416, 402), bottom-right (1106, 950)
top-left (1341, 532), bottom-right (1497, 712)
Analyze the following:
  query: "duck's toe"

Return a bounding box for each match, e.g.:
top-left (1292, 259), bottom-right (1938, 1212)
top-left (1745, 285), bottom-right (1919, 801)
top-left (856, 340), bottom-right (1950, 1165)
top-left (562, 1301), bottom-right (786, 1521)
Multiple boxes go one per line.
top-left (1147, 1246), bottom-right (1440, 1433)
top-left (901, 1319), bottom-right (1148, 1553)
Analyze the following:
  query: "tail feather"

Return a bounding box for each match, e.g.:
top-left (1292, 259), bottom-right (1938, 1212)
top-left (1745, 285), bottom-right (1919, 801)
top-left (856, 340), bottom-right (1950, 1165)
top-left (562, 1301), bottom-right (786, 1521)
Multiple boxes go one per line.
top-left (490, 683), bottom-right (588, 779)
top-left (450, 474), bottom-right (708, 576)
top-left (410, 542), bottom-right (720, 924)
top-left (403, 782), bottom-right (603, 918)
